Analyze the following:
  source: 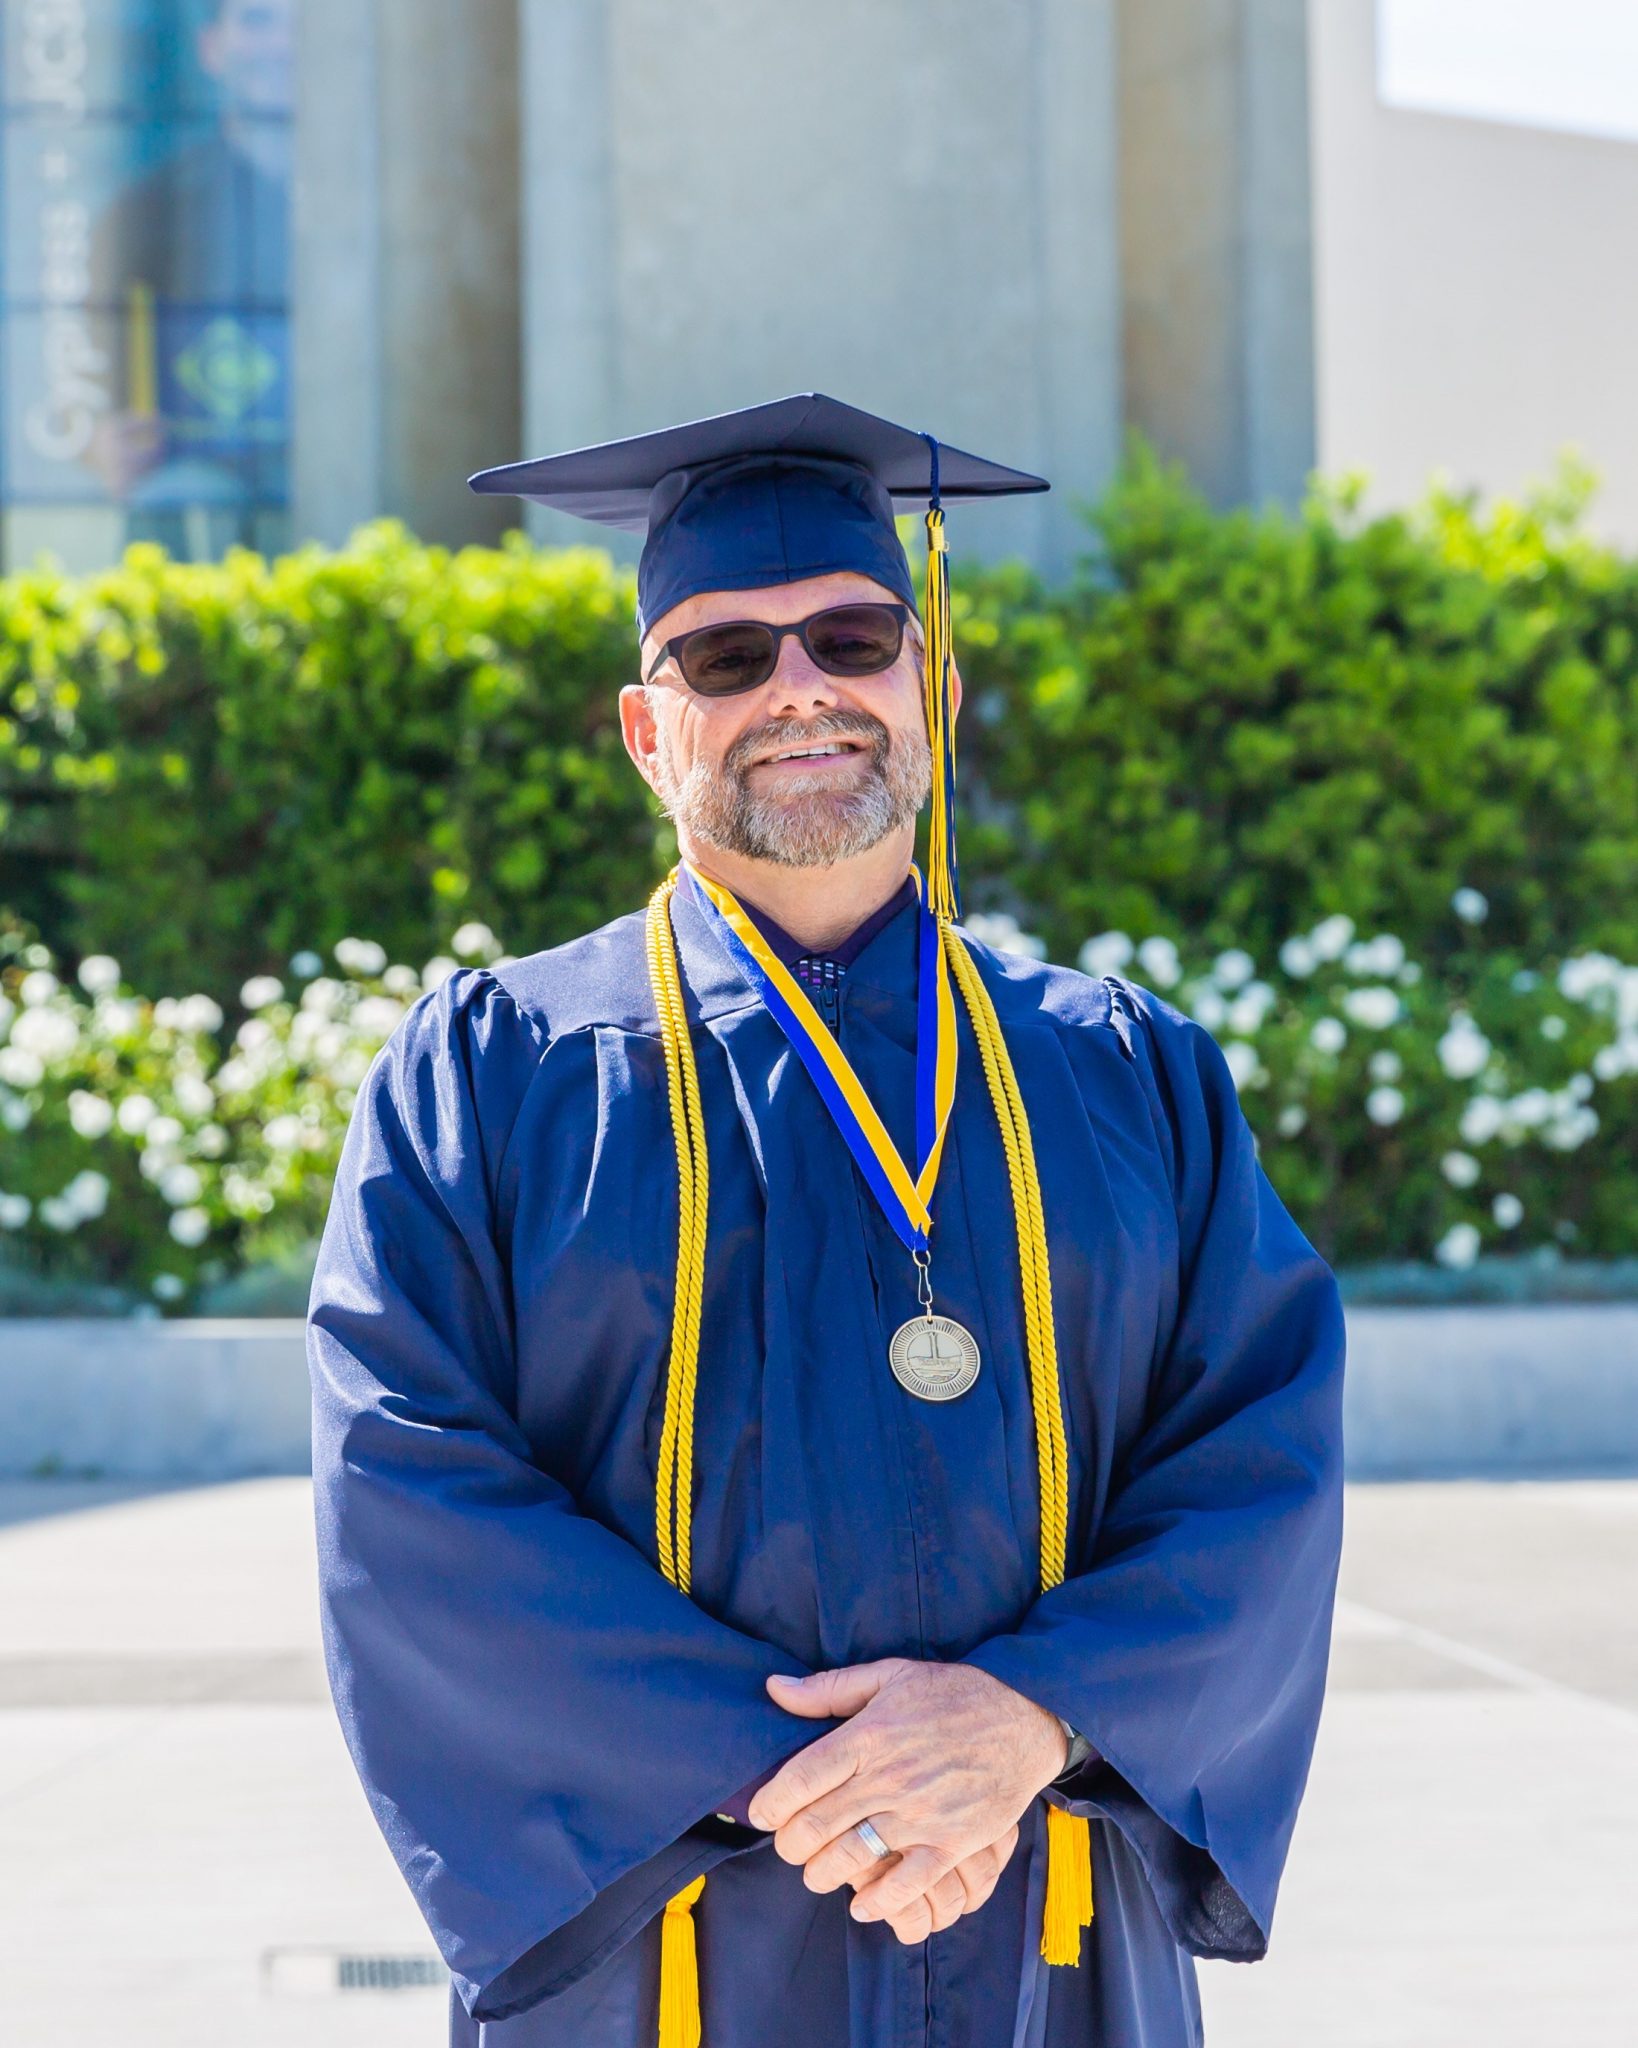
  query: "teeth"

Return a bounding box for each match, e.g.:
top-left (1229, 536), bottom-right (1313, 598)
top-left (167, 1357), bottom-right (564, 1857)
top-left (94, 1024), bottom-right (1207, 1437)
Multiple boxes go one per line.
top-left (770, 742), bottom-right (851, 761)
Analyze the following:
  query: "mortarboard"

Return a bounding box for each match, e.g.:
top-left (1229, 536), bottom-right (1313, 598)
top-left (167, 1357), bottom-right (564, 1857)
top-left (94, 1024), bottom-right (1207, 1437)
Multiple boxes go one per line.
top-left (469, 392), bottom-right (1049, 923)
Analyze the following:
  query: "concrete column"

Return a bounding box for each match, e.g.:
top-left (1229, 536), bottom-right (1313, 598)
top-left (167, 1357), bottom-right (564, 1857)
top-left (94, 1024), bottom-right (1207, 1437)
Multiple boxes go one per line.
top-left (517, 0), bottom-right (620, 555)
top-left (1116, 0), bottom-right (1317, 508)
top-left (293, 0), bottom-right (522, 549)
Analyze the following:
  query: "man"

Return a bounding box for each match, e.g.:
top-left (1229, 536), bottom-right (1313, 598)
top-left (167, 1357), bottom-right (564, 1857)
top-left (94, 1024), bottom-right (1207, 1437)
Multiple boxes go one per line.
top-left (308, 394), bottom-right (1346, 2048)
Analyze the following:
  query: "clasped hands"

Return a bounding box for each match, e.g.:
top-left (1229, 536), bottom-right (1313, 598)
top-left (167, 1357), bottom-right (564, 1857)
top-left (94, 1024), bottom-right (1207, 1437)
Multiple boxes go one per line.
top-left (745, 1658), bottom-right (1069, 1946)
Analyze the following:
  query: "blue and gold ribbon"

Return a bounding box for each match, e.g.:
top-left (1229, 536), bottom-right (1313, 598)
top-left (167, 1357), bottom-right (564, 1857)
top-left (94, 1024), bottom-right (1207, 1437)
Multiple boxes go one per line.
top-left (681, 862), bottom-right (956, 1255)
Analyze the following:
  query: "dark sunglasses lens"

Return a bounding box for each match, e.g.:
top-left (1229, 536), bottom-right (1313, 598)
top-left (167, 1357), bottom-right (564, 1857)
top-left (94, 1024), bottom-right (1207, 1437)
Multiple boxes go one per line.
top-left (678, 622), bottom-right (778, 695)
top-left (807, 605), bottom-right (905, 674)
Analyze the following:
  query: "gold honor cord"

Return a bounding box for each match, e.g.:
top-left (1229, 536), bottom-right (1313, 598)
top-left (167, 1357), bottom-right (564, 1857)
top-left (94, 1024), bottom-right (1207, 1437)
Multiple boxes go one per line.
top-left (641, 880), bottom-right (1092, 2048)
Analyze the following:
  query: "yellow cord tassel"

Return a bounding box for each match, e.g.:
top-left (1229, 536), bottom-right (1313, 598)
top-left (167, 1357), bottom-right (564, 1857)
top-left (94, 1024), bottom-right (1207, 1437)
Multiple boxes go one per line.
top-left (658, 1874), bottom-right (706, 2048)
top-left (921, 505), bottom-right (961, 924)
top-left (1041, 1806), bottom-right (1095, 1964)
top-left (943, 926), bottom-right (1093, 1965)
top-left (647, 878), bottom-right (711, 2047)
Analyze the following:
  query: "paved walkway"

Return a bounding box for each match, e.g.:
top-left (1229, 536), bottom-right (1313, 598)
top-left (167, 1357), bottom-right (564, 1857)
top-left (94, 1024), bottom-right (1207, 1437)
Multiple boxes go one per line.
top-left (1, 1477), bottom-right (1633, 2046)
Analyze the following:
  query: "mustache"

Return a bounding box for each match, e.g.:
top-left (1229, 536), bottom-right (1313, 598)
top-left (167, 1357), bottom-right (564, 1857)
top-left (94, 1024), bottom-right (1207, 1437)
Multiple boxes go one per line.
top-left (725, 709), bottom-right (892, 776)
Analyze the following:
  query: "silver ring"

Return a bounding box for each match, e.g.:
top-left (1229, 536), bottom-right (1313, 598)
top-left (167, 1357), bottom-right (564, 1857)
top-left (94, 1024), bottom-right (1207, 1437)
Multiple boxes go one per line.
top-left (854, 1818), bottom-right (893, 1863)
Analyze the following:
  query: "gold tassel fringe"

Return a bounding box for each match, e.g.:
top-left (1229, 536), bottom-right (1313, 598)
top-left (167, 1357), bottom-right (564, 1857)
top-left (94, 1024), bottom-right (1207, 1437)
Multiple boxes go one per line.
top-left (658, 1875), bottom-right (706, 2048)
top-left (1041, 1806), bottom-right (1094, 1965)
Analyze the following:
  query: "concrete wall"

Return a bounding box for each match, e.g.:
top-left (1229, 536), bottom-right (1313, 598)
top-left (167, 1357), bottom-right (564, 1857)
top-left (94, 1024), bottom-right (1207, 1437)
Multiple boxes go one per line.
top-left (517, 0), bottom-right (1123, 581)
top-left (1117, 0), bottom-right (1317, 510)
top-left (1310, 0), bottom-right (1638, 543)
top-left (293, 0), bottom-right (521, 549)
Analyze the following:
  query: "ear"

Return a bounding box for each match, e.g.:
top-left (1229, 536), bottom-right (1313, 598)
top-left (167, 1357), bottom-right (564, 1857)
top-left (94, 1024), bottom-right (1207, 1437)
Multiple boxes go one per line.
top-left (618, 682), bottom-right (663, 796)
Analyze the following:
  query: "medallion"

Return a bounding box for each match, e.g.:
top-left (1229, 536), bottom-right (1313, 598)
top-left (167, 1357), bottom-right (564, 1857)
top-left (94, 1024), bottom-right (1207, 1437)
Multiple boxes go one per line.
top-left (888, 1314), bottom-right (981, 1402)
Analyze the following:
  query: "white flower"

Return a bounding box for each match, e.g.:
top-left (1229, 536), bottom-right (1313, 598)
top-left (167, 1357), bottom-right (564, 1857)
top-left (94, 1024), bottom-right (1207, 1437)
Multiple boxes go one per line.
top-left (1441, 1151), bottom-right (1481, 1188)
top-left (290, 949), bottom-right (323, 978)
top-left (965, 913), bottom-right (1047, 960)
top-left (1276, 1104), bottom-right (1307, 1136)
top-left (1278, 936), bottom-right (1317, 978)
top-left (172, 1072), bottom-right (216, 1118)
top-left (384, 964), bottom-right (421, 997)
top-left (0, 1095), bottom-right (30, 1132)
top-left (117, 1093), bottom-right (157, 1135)
top-left (1345, 934), bottom-right (1407, 977)
top-left (352, 996), bottom-right (408, 1043)
top-left (1459, 1096), bottom-right (1505, 1145)
top-left (1567, 1073), bottom-right (1594, 1102)
top-left (1437, 1014), bottom-right (1491, 1080)
top-left (1435, 1222), bottom-right (1482, 1269)
top-left (1492, 1193), bottom-right (1524, 1229)
top-left (151, 1273), bottom-right (186, 1302)
top-left (159, 1163), bottom-right (204, 1207)
top-left (77, 955), bottom-right (121, 996)
top-left (1135, 936), bottom-right (1182, 989)
top-left (1221, 1042), bottom-right (1263, 1091)
top-left (236, 1018), bottom-right (274, 1052)
top-left (0, 1046), bottom-right (44, 1089)
top-left (1342, 986), bottom-right (1401, 1029)
top-left (335, 936), bottom-right (389, 977)
top-left (1557, 953), bottom-right (1618, 1004)
top-left (301, 977), bottom-right (344, 1017)
top-left (64, 1170), bottom-right (110, 1220)
top-left (1227, 983), bottom-right (1276, 1036)
top-left (1310, 914), bottom-right (1356, 962)
top-left (68, 1090), bottom-right (115, 1139)
top-left (1188, 987), bottom-right (1228, 1032)
top-left (1079, 932), bottom-right (1134, 979)
top-left (1310, 1017), bottom-right (1347, 1056)
top-left (9, 1007), bottom-right (78, 1060)
top-left (263, 1114), bottom-right (305, 1152)
top-left (0, 1191), bottom-right (31, 1227)
top-left (146, 1115), bottom-right (184, 1149)
top-left (1451, 887), bottom-right (1489, 924)
top-left (167, 1207), bottom-right (211, 1248)
top-left (1593, 1038), bottom-right (1638, 1081)
top-left (1212, 948), bottom-right (1255, 991)
top-left (1543, 1105), bottom-right (1599, 1151)
top-left (1368, 1050), bottom-right (1403, 1083)
top-left (196, 1123), bottom-right (229, 1158)
top-left (19, 969), bottom-right (59, 1007)
top-left (1539, 1014), bottom-right (1567, 1041)
top-left (421, 956), bottom-right (459, 992)
top-left (38, 1194), bottom-right (78, 1232)
top-left (451, 922), bottom-right (499, 962)
top-left (1366, 1085), bottom-right (1405, 1126)
top-left (96, 997), bottom-right (142, 1037)
top-left (176, 995), bottom-right (224, 1035)
top-left (241, 975), bottom-right (284, 1011)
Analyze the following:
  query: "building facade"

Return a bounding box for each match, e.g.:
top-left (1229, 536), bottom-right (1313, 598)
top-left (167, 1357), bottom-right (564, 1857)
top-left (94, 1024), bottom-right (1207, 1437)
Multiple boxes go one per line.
top-left (1, 0), bottom-right (1315, 576)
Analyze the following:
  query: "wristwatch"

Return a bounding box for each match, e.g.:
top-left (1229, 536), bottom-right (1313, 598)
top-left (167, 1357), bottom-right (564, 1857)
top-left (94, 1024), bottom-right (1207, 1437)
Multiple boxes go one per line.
top-left (1055, 1714), bottom-right (1094, 1776)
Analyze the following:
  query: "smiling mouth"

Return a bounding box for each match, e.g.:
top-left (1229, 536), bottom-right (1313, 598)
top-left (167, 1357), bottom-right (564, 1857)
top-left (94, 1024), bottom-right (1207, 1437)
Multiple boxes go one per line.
top-left (752, 739), bottom-right (869, 767)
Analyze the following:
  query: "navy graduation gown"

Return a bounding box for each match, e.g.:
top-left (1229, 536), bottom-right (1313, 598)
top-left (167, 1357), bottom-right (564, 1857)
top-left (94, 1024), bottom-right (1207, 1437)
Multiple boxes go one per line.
top-left (307, 888), bottom-right (1346, 2047)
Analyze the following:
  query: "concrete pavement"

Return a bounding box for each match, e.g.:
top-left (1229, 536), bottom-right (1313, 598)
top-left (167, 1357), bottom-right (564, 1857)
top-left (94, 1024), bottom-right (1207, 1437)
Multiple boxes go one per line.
top-left (1, 1476), bottom-right (1633, 2046)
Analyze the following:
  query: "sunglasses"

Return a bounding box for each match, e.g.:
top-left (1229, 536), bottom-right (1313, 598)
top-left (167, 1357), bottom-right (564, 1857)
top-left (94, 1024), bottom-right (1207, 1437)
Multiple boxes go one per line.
top-left (642, 601), bottom-right (915, 697)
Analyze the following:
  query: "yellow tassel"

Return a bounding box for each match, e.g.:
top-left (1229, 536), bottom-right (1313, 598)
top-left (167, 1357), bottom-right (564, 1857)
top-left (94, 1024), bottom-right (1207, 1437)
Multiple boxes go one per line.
top-left (658, 1875), bottom-right (706, 2048)
top-left (1040, 1806), bottom-right (1094, 1965)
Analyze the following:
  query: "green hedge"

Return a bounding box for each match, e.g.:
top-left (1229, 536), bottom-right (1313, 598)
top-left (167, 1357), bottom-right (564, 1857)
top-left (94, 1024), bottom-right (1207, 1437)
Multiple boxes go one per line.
top-left (5, 454), bottom-right (1638, 1011)
top-left (0, 527), bottom-right (660, 1005)
top-left (958, 451), bottom-right (1638, 973)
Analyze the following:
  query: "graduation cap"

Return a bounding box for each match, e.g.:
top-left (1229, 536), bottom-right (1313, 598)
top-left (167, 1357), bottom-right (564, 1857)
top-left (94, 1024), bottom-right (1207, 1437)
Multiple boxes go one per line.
top-left (469, 392), bottom-right (1049, 923)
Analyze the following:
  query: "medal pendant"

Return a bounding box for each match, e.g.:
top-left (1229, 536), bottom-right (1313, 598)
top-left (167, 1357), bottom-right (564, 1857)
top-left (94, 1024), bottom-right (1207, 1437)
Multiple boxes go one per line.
top-left (888, 1314), bottom-right (981, 1402)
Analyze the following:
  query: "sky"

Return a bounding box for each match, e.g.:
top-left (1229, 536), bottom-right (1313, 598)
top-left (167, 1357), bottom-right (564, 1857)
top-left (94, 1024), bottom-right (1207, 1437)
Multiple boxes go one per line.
top-left (1378, 0), bottom-right (1638, 147)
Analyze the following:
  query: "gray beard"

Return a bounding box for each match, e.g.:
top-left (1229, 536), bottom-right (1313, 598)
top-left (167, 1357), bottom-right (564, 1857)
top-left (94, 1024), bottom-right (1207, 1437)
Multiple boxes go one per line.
top-left (651, 707), bottom-right (933, 869)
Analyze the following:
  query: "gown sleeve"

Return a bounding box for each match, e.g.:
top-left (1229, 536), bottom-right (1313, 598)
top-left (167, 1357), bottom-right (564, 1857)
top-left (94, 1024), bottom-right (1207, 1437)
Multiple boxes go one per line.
top-left (962, 978), bottom-right (1346, 1963)
top-left (306, 969), bottom-right (813, 2022)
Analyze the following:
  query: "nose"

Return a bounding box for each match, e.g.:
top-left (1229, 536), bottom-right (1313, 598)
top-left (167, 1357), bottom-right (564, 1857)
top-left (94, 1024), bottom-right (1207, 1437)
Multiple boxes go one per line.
top-left (762, 634), bottom-right (845, 718)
